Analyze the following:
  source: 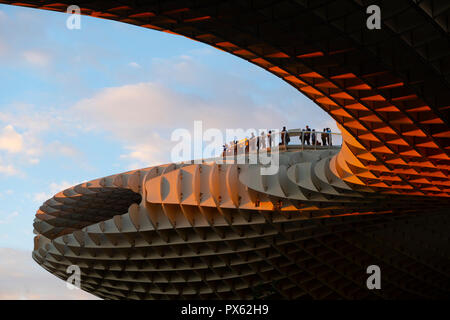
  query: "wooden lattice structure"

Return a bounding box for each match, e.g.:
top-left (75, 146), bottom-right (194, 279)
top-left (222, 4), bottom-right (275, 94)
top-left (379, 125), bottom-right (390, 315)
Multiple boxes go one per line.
top-left (2, 0), bottom-right (449, 299)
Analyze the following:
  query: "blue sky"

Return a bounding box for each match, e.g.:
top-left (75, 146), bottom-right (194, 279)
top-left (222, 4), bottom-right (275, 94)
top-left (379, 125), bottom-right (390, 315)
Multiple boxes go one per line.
top-left (0, 4), bottom-right (337, 299)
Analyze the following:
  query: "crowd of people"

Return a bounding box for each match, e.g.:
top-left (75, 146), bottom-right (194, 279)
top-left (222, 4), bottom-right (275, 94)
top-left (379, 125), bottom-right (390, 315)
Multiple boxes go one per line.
top-left (302, 127), bottom-right (333, 146)
top-left (222, 126), bottom-right (334, 157)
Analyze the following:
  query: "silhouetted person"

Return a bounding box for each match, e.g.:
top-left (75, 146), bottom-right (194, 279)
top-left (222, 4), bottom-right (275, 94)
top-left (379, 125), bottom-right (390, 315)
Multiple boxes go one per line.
top-left (305, 125), bottom-right (311, 145)
top-left (311, 129), bottom-right (316, 145)
top-left (250, 132), bottom-right (257, 152)
top-left (268, 130), bottom-right (272, 148)
top-left (281, 126), bottom-right (290, 146)
top-left (321, 129), bottom-right (327, 146)
top-left (327, 128), bottom-right (332, 146)
top-left (260, 131), bottom-right (266, 149)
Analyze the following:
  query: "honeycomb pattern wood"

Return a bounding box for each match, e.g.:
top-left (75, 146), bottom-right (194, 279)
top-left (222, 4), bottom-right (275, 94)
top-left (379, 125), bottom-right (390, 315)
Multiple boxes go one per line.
top-left (2, 0), bottom-right (449, 299)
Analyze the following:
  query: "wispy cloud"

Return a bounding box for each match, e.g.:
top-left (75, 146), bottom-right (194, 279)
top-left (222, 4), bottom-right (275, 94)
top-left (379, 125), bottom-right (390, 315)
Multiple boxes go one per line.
top-left (0, 157), bottom-right (20, 176)
top-left (69, 54), bottom-right (337, 168)
top-left (128, 61), bottom-right (140, 68)
top-left (22, 50), bottom-right (50, 67)
top-left (33, 181), bottom-right (76, 204)
top-left (0, 247), bottom-right (100, 300)
top-left (0, 211), bottom-right (18, 225)
top-left (0, 125), bottom-right (23, 153)
top-left (0, 104), bottom-right (82, 176)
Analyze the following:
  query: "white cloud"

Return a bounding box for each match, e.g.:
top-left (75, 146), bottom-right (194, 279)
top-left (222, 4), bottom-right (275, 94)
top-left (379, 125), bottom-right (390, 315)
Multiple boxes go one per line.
top-left (0, 105), bottom-right (82, 175)
top-left (0, 104), bottom-right (52, 133)
top-left (0, 121), bottom-right (40, 175)
top-left (72, 82), bottom-right (284, 138)
top-left (0, 12), bottom-right (338, 174)
top-left (0, 189), bottom-right (14, 199)
top-left (0, 158), bottom-right (20, 176)
top-left (128, 61), bottom-right (140, 68)
top-left (0, 125), bottom-right (23, 153)
top-left (68, 53), bottom-right (339, 169)
top-left (33, 181), bottom-right (75, 204)
top-left (0, 247), bottom-right (100, 300)
top-left (22, 50), bottom-right (50, 67)
top-left (32, 192), bottom-right (51, 204)
top-left (46, 141), bottom-right (79, 157)
top-left (0, 211), bottom-right (19, 225)
top-left (120, 134), bottom-right (171, 169)
top-left (0, 165), bottom-right (19, 176)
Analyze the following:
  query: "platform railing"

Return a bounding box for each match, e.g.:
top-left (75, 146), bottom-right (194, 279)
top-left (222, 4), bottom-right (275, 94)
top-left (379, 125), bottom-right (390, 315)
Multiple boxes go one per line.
top-left (287, 129), bottom-right (342, 151)
top-left (222, 129), bottom-right (342, 157)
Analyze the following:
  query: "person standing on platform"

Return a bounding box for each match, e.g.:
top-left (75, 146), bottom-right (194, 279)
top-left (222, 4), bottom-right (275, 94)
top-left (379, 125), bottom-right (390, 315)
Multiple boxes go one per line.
top-left (222, 143), bottom-right (228, 157)
top-left (260, 131), bottom-right (266, 150)
top-left (245, 137), bottom-right (249, 153)
top-left (267, 130), bottom-right (272, 149)
top-left (281, 126), bottom-right (289, 146)
top-left (327, 128), bottom-right (332, 146)
top-left (305, 125), bottom-right (311, 145)
top-left (321, 129), bottom-right (327, 146)
top-left (311, 129), bottom-right (316, 146)
top-left (250, 132), bottom-right (257, 152)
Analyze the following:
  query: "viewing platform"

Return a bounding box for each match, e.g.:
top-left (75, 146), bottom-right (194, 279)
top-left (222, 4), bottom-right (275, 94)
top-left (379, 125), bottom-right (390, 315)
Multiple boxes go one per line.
top-left (222, 128), bottom-right (342, 158)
